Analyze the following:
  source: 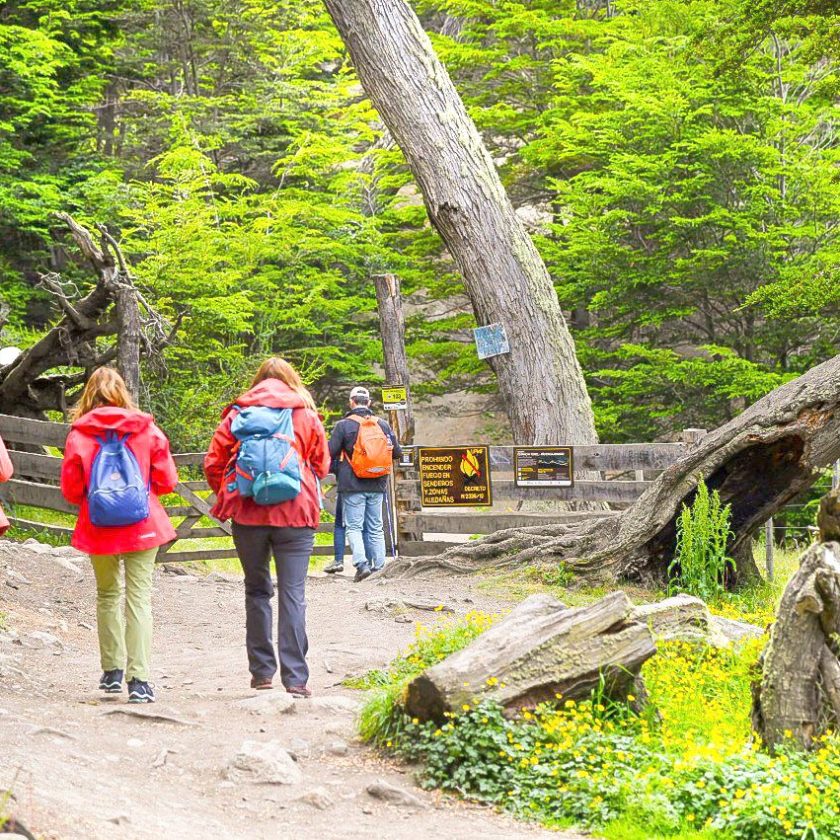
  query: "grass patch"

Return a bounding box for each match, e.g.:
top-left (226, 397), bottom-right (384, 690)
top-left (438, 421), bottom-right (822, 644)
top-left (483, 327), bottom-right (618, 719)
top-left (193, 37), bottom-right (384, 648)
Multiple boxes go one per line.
top-left (347, 611), bottom-right (497, 745)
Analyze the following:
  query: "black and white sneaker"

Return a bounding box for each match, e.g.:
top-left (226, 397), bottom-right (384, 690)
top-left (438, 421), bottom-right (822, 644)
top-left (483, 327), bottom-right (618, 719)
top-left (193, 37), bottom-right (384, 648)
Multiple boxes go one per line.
top-left (127, 678), bottom-right (155, 704)
top-left (323, 560), bottom-right (344, 574)
top-left (99, 669), bottom-right (124, 693)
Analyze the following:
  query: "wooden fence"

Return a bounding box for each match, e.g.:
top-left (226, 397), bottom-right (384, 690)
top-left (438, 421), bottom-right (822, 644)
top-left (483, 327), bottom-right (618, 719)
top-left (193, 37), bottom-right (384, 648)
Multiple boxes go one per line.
top-left (0, 414), bottom-right (347, 563)
top-left (0, 413), bottom-right (701, 562)
top-left (392, 437), bottom-right (698, 556)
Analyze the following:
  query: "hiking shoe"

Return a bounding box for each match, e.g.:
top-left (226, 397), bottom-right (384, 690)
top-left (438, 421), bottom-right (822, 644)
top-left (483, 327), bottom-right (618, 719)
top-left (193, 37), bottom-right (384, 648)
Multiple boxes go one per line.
top-left (286, 684), bottom-right (312, 698)
top-left (127, 678), bottom-right (155, 704)
top-left (250, 676), bottom-right (273, 690)
top-left (353, 564), bottom-right (372, 583)
top-left (99, 669), bottom-right (124, 693)
top-left (323, 560), bottom-right (344, 575)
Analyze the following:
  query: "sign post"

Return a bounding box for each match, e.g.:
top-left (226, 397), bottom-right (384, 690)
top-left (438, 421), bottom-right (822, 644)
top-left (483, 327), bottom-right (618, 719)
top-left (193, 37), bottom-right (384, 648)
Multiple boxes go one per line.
top-left (418, 446), bottom-right (492, 507)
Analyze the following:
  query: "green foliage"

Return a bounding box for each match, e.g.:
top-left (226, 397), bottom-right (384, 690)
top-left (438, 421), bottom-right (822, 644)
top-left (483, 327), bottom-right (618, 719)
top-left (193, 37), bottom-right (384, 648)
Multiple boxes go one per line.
top-left (419, 0), bottom-right (839, 439)
top-left (1, 0), bottom-right (838, 447)
top-left (359, 610), bottom-right (840, 838)
top-left (348, 611), bottom-right (496, 746)
top-left (669, 480), bottom-right (735, 600)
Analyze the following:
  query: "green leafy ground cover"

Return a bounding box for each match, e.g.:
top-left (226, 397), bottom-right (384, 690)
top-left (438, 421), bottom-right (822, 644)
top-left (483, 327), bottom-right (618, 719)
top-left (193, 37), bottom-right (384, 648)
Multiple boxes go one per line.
top-left (354, 547), bottom-right (840, 839)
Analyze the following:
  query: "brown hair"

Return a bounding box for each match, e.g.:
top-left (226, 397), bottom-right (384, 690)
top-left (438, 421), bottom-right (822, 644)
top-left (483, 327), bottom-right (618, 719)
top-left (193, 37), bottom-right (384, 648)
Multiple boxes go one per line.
top-left (71, 367), bottom-right (137, 421)
top-left (250, 357), bottom-right (316, 411)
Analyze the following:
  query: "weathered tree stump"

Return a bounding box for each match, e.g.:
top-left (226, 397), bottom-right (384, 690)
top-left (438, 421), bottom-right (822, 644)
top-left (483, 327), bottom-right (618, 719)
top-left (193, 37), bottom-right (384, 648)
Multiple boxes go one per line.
top-left (386, 353), bottom-right (840, 585)
top-left (818, 486), bottom-right (840, 543)
top-left (0, 214), bottom-right (175, 415)
top-left (752, 541), bottom-right (840, 750)
top-left (404, 592), bottom-right (655, 722)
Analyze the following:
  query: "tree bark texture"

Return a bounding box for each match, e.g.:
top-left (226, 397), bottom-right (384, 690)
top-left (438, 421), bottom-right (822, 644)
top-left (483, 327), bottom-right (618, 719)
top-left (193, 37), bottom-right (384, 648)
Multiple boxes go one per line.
top-left (385, 353), bottom-right (840, 584)
top-left (752, 541), bottom-right (840, 750)
top-left (373, 273), bottom-right (414, 445)
top-left (323, 0), bottom-right (598, 446)
top-left (818, 487), bottom-right (840, 543)
top-left (404, 592), bottom-right (655, 722)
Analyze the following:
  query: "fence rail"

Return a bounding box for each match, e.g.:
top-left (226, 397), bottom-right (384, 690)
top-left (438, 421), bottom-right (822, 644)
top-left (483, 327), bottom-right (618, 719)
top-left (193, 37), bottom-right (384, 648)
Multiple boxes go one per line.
top-left (3, 413), bottom-right (828, 568)
top-left (0, 413), bottom-right (348, 562)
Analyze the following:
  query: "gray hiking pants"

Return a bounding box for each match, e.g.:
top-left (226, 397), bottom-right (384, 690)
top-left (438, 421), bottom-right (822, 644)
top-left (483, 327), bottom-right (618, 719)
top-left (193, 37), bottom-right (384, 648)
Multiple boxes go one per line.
top-left (231, 523), bottom-right (314, 688)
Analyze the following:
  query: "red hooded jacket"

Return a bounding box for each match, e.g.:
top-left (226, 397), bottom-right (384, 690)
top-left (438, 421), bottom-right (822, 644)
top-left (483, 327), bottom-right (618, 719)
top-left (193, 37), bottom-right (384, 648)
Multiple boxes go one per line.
top-left (60, 407), bottom-right (179, 555)
top-left (204, 380), bottom-right (330, 528)
top-left (0, 435), bottom-right (13, 536)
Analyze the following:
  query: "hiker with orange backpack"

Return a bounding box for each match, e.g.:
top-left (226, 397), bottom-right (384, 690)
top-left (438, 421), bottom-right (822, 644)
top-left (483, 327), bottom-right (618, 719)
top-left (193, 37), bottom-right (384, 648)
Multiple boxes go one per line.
top-left (328, 386), bottom-right (401, 582)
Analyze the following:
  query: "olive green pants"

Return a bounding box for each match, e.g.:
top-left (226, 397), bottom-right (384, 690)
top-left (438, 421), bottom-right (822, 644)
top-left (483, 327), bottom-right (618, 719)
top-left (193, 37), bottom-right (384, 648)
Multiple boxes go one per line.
top-left (90, 548), bottom-right (157, 681)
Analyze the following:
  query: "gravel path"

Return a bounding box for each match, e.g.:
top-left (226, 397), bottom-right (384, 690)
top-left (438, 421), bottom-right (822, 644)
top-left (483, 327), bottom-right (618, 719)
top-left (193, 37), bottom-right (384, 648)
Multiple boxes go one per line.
top-left (0, 540), bottom-right (583, 840)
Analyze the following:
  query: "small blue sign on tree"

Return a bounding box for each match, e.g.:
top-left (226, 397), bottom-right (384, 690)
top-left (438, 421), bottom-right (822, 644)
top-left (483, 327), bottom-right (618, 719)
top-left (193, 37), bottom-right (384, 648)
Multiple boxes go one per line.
top-left (473, 323), bottom-right (511, 360)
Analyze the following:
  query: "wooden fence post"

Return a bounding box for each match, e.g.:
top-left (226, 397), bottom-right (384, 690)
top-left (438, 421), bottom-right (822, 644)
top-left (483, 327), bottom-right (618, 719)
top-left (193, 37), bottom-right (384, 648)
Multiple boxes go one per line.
top-left (681, 428), bottom-right (708, 447)
top-left (373, 273), bottom-right (420, 548)
top-left (373, 273), bottom-right (414, 446)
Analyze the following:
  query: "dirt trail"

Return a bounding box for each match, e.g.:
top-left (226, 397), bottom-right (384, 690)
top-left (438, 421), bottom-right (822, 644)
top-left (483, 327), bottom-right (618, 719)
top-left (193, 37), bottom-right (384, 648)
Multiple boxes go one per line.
top-left (0, 540), bottom-right (580, 840)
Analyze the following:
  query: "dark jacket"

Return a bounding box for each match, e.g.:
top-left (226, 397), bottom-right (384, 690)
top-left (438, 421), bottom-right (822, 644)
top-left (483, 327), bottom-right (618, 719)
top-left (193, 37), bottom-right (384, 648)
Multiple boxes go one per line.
top-left (329, 407), bottom-right (402, 494)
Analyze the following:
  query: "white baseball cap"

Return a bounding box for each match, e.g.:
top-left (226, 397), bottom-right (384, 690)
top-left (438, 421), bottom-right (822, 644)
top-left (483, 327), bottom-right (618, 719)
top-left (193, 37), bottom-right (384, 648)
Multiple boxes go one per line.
top-left (349, 386), bottom-right (370, 401)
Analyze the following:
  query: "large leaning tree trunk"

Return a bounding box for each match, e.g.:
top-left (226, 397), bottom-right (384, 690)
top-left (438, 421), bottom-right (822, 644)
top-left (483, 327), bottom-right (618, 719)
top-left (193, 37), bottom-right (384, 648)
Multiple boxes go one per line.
top-left (385, 353), bottom-right (840, 585)
top-left (0, 214), bottom-right (174, 415)
top-left (752, 539), bottom-right (840, 750)
top-left (323, 0), bottom-right (598, 447)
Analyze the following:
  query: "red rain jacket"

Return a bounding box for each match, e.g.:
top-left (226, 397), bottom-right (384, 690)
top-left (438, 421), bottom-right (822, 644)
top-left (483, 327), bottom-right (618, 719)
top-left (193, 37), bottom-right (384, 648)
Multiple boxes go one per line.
top-left (0, 435), bottom-right (13, 536)
top-left (60, 407), bottom-right (178, 555)
top-left (204, 380), bottom-right (330, 528)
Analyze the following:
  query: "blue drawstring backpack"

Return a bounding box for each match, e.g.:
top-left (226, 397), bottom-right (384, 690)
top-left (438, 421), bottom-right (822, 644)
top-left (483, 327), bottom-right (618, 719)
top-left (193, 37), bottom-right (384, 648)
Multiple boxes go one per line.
top-left (87, 431), bottom-right (150, 527)
top-left (230, 406), bottom-right (302, 505)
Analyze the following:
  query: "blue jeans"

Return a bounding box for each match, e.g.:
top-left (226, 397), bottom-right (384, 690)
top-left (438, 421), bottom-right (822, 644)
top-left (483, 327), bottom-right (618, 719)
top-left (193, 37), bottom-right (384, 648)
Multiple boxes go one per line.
top-left (333, 493), bottom-right (374, 565)
top-left (342, 492), bottom-right (386, 571)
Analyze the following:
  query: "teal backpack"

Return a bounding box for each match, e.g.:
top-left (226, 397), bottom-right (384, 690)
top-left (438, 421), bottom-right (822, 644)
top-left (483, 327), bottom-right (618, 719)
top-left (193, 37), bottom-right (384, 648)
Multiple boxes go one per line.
top-left (230, 406), bottom-right (302, 505)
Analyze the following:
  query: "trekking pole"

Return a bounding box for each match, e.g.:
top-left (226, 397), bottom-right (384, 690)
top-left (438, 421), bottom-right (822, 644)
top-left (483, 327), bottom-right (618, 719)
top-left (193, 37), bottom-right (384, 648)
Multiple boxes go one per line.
top-left (384, 475), bottom-right (399, 562)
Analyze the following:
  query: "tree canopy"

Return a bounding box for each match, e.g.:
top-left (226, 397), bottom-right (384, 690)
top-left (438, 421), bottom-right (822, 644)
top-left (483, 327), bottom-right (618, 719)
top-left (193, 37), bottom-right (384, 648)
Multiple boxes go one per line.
top-left (0, 0), bottom-right (836, 447)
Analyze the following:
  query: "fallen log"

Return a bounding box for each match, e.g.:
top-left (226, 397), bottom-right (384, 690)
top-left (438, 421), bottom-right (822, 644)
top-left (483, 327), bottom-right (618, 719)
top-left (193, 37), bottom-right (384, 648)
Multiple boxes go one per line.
top-left (404, 592), bottom-right (655, 722)
top-left (752, 541), bottom-right (840, 750)
top-left (385, 352), bottom-right (840, 585)
top-left (633, 594), bottom-right (763, 647)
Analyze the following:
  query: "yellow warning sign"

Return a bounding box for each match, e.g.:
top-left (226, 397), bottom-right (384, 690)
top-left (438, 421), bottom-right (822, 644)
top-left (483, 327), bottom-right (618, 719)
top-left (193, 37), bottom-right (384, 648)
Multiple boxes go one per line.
top-left (382, 386), bottom-right (408, 411)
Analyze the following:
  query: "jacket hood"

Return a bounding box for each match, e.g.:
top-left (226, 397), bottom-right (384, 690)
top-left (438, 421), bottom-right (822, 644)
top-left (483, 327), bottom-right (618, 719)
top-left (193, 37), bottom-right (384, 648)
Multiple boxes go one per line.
top-left (71, 406), bottom-right (154, 437)
top-left (229, 380), bottom-right (309, 413)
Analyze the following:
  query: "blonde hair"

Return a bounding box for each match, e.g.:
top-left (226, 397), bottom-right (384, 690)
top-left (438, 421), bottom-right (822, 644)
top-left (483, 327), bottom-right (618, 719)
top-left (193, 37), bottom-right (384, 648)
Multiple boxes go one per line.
top-left (71, 367), bottom-right (137, 421)
top-left (250, 357), bottom-right (316, 411)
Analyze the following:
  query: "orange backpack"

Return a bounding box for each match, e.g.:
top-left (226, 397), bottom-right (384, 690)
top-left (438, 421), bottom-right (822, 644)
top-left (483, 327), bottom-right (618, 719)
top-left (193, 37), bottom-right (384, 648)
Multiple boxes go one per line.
top-left (346, 415), bottom-right (393, 479)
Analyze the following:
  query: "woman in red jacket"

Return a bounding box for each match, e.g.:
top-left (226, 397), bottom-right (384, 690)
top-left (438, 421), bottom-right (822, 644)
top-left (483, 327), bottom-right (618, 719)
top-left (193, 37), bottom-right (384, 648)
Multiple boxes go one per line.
top-left (0, 433), bottom-right (13, 536)
top-left (61, 367), bottom-right (178, 703)
top-left (205, 357), bottom-right (330, 696)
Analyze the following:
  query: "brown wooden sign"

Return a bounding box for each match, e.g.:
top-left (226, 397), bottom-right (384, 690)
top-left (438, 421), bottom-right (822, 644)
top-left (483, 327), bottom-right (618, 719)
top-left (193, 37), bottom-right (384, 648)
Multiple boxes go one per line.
top-left (513, 446), bottom-right (574, 487)
top-left (418, 446), bottom-right (492, 507)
